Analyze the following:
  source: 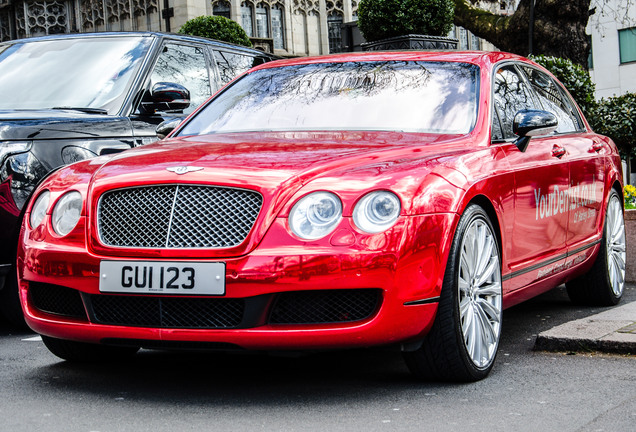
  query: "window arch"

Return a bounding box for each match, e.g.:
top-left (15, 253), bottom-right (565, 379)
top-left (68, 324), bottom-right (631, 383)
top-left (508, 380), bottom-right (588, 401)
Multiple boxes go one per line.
top-left (212, 0), bottom-right (231, 19)
top-left (255, 2), bottom-right (269, 38)
top-left (240, 1), bottom-right (254, 37)
top-left (271, 3), bottom-right (284, 49)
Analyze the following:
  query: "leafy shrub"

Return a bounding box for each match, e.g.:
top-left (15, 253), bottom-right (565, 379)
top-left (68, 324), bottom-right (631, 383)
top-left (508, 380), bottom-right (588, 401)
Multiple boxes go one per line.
top-left (179, 15), bottom-right (253, 48)
top-left (530, 55), bottom-right (598, 121)
top-left (357, 0), bottom-right (454, 42)
top-left (594, 93), bottom-right (636, 160)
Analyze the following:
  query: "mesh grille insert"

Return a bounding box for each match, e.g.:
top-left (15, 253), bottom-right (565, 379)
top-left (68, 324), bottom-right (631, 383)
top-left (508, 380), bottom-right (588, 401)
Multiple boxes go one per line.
top-left (98, 185), bottom-right (262, 249)
top-left (269, 289), bottom-right (381, 324)
top-left (89, 295), bottom-right (245, 329)
top-left (29, 283), bottom-right (87, 320)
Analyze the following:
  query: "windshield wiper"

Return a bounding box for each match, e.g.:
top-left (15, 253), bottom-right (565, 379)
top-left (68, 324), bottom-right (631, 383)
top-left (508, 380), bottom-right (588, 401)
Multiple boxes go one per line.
top-left (51, 107), bottom-right (108, 115)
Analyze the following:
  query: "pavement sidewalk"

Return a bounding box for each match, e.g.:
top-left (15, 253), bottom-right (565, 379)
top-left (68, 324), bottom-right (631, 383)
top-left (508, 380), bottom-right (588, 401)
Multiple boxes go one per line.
top-left (535, 300), bottom-right (636, 354)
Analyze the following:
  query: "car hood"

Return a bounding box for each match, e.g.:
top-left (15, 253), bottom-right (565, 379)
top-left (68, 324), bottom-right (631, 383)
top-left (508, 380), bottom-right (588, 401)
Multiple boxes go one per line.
top-left (79, 131), bottom-right (473, 258)
top-left (89, 131), bottom-right (470, 194)
top-left (0, 109), bottom-right (131, 140)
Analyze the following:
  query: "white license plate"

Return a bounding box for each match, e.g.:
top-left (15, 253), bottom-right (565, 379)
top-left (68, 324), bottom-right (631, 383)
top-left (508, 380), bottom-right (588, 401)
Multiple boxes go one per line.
top-left (99, 261), bottom-right (225, 295)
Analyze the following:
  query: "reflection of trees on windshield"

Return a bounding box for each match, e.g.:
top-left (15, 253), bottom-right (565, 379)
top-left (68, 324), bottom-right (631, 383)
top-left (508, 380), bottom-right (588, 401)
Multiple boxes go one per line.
top-left (180, 61), bottom-right (479, 135)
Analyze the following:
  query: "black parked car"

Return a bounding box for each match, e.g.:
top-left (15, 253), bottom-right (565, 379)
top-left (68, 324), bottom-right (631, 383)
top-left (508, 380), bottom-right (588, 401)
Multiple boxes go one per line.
top-left (0, 32), bottom-right (275, 325)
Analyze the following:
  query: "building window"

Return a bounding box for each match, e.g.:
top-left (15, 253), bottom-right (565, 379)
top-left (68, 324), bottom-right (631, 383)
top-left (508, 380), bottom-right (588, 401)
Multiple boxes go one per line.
top-left (459, 27), bottom-right (468, 50)
top-left (255, 3), bottom-right (269, 38)
top-left (328, 12), bottom-right (343, 53)
top-left (470, 33), bottom-right (480, 50)
top-left (240, 2), bottom-right (254, 37)
top-left (213, 1), bottom-right (231, 19)
top-left (588, 35), bottom-right (593, 69)
top-left (619, 27), bottom-right (636, 64)
top-left (271, 5), bottom-right (284, 49)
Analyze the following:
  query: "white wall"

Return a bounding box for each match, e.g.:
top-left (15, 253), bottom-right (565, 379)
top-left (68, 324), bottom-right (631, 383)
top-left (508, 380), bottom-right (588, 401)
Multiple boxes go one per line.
top-left (588, 0), bottom-right (636, 98)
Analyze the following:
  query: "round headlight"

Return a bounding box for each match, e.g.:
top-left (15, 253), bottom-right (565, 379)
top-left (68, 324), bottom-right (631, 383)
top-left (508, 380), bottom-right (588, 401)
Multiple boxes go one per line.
top-left (29, 190), bottom-right (50, 229)
top-left (353, 191), bottom-right (401, 233)
top-left (52, 191), bottom-right (83, 236)
top-left (289, 192), bottom-right (342, 240)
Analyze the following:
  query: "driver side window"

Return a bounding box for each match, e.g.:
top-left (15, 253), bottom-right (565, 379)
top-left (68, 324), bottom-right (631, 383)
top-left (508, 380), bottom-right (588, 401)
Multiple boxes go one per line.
top-left (492, 66), bottom-right (536, 140)
top-left (146, 43), bottom-right (211, 115)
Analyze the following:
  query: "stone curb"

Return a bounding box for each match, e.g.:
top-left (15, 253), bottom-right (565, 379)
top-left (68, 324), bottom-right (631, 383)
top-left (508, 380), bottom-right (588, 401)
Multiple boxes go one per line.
top-left (534, 300), bottom-right (636, 355)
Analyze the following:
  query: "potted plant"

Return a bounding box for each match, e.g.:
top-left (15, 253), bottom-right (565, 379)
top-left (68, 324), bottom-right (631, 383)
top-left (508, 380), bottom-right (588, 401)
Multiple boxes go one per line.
top-left (357, 0), bottom-right (458, 51)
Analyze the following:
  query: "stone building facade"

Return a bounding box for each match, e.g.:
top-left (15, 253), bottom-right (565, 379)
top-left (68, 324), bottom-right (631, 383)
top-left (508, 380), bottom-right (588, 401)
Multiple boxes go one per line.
top-left (0, 0), bottom-right (360, 57)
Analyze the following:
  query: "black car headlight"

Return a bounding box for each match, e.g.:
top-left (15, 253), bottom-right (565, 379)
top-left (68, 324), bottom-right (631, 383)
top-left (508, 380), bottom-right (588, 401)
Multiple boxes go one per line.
top-left (0, 141), bottom-right (47, 210)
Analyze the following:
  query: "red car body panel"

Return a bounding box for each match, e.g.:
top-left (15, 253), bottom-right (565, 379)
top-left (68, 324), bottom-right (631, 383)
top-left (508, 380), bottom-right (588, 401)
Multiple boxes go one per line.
top-left (16, 51), bottom-right (623, 351)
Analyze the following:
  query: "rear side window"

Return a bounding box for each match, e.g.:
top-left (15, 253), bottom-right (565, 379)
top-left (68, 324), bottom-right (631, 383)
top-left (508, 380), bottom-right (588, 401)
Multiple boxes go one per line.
top-left (519, 66), bottom-right (583, 133)
top-left (212, 50), bottom-right (260, 86)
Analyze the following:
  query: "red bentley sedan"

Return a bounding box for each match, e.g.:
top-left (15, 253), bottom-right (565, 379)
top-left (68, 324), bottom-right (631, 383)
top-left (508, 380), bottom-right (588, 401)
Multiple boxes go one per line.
top-left (17, 51), bottom-right (625, 382)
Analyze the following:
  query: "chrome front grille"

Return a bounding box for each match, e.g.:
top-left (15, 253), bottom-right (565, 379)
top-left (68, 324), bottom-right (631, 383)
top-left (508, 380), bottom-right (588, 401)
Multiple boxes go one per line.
top-left (98, 185), bottom-right (262, 248)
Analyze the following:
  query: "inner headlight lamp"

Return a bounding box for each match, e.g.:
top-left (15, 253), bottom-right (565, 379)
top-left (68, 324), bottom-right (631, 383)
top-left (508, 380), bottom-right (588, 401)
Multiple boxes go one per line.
top-left (353, 191), bottom-right (401, 233)
top-left (52, 191), bottom-right (83, 236)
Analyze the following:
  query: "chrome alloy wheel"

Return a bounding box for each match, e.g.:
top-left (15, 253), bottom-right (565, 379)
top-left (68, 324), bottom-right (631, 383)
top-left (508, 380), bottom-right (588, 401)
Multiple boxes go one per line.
top-left (457, 217), bottom-right (502, 369)
top-left (606, 194), bottom-right (626, 298)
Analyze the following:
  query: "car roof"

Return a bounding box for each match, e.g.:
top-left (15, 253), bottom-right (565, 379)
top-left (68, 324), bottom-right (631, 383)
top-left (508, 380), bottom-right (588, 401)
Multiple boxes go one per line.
top-left (253, 50), bottom-right (531, 70)
top-left (0, 31), bottom-right (275, 58)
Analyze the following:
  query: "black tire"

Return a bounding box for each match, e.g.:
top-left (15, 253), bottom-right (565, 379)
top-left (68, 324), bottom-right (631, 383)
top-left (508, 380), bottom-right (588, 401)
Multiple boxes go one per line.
top-left (42, 335), bottom-right (139, 362)
top-left (566, 190), bottom-right (625, 306)
top-left (403, 204), bottom-right (503, 382)
top-left (0, 267), bottom-right (28, 329)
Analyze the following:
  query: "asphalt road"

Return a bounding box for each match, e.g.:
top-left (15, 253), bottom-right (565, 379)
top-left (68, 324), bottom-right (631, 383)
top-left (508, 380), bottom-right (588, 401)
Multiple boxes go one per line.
top-left (1, 285), bottom-right (635, 432)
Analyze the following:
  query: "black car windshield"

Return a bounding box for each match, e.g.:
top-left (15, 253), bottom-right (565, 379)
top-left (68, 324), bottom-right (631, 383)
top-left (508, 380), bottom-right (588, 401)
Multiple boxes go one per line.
top-left (178, 61), bottom-right (479, 135)
top-left (0, 36), bottom-right (153, 114)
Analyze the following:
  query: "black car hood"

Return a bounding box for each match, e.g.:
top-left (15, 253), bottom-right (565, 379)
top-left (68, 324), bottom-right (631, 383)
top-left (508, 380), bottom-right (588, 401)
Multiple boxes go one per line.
top-left (0, 109), bottom-right (132, 140)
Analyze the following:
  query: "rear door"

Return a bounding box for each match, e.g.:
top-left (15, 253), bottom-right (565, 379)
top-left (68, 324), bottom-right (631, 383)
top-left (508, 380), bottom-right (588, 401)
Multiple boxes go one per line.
top-left (519, 65), bottom-right (605, 259)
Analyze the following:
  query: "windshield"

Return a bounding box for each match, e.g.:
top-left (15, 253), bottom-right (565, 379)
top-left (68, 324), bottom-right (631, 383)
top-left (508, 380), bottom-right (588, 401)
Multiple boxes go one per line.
top-left (0, 36), bottom-right (153, 114)
top-left (178, 61), bottom-right (479, 136)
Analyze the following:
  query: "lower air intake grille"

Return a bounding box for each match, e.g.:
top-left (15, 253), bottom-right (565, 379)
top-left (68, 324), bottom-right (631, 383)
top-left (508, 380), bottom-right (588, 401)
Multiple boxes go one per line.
top-left (269, 289), bottom-right (381, 324)
top-left (89, 295), bottom-right (244, 328)
top-left (29, 283), bottom-right (87, 320)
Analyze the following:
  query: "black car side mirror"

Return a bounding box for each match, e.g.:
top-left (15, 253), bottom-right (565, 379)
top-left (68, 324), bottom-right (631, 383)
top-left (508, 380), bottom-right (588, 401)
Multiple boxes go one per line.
top-left (512, 109), bottom-right (558, 152)
top-left (142, 82), bottom-right (191, 113)
top-left (156, 118), bottom-right (182, 139)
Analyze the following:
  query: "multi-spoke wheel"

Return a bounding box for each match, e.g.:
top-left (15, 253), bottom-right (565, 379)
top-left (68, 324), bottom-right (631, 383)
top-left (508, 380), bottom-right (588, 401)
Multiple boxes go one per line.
top-left (404, 204), bottom-right (502, 382)
top-left (457, 214), bottom-right (502, 369)
top-left (566, 189), bottom-right (625, 306)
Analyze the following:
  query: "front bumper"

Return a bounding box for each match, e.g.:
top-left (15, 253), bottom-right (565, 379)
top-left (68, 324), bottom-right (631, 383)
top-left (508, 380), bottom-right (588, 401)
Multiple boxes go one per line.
top-left (18, 215), bottom-right (455, 350)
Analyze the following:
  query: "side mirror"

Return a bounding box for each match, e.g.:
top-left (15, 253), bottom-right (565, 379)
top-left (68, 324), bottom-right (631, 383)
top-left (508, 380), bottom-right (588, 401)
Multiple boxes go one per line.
top-left (512, 109), bottom-right (558, 152)
top-left (142, 82), bottom-right (190, 113)
top-left (156, 118), bottom-right (182, 139)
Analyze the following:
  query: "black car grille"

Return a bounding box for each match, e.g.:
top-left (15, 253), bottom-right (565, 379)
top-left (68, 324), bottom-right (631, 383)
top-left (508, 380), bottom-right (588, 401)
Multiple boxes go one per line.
top-left (269, 290), bottom-right (381, 324)
top-left (97, 185), bottom-right (262, 249)
top-left (29, 282), bottom-right (87, 320)
top-left (89, 295), bottom-right (245, 328)
top-left (28, 283), bottom-right (381, 329)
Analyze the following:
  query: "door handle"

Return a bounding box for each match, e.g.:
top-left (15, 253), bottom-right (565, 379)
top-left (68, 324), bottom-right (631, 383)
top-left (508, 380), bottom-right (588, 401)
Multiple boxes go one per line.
top-left (591, 142), bottom-right (604, 153)
top-left (552, 145), bottom-right (566, 158)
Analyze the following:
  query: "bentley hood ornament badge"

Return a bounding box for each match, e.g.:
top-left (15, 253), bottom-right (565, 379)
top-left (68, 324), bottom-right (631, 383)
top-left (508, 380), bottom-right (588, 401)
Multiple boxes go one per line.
top-left (166, 166), bottom-right (204, 175)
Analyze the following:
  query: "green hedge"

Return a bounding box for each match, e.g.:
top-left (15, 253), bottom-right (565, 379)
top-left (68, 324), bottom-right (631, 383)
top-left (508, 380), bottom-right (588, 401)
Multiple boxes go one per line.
top-left (357, 0), bottom-right (454, 42)
top-left (594, 93), bottom-right (636, 160)
top-left (179, 15), bottom-right (253, 48)
top-left (530, 55), bottom-right (597, 120)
